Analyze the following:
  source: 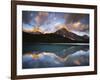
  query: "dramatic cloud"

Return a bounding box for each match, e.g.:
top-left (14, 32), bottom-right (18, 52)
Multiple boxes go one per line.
top-left (64, 13), bottom-right (89, 24)
top-left (64, 13), bottom-right (89, 36)
top-left (67, 22), bottom-right (89, 32)
top-left (22, 11), bottom-right (89, 36)
top-left (34, 12), bottom-right (49, 26)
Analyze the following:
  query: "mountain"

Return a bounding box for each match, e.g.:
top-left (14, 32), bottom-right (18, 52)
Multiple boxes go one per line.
top-left (55, 28), bottom-right (89, 42)
top-left (23, 24), bottom-right (89, 43)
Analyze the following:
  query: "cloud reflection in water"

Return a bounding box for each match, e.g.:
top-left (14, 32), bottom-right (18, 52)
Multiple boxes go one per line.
top-left (22, 44), bottom-right (89, 69)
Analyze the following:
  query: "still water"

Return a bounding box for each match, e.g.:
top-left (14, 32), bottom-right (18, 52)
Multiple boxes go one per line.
top-left (22, 43), bottom-right (89, 69)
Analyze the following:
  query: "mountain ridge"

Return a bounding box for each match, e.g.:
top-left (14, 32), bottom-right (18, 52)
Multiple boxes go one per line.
top-left (23, 24), bottom-right (89, 43)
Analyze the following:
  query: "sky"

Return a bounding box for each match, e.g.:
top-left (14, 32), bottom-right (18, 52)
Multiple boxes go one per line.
top-left (22, 11), bottom-right (89, 36)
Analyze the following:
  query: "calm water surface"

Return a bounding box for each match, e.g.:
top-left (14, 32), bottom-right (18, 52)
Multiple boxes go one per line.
top-left (22, 43), bottom-right (89, 69)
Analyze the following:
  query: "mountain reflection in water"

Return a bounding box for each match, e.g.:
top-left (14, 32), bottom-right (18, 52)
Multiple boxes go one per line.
top-left (22, 43), bottom-right (89, 69)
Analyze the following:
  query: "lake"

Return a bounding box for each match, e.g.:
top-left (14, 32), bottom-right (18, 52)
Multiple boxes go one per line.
top-left (22, 43), bottom-right (89, 69)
